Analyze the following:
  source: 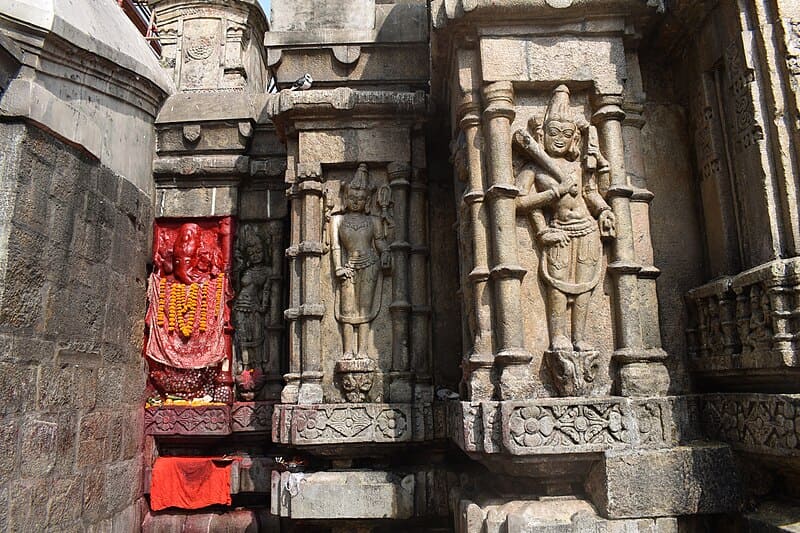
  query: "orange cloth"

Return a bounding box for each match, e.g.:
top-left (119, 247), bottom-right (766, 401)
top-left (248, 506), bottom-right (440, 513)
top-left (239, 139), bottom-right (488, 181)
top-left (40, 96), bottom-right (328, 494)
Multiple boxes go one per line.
top-left (150, 456), bottom-right (232, 511)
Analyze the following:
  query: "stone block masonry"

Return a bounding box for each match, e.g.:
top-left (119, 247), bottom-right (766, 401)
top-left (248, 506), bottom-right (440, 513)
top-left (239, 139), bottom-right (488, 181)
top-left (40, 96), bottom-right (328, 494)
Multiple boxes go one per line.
top-left (0, 124), bottom-right (155, 531)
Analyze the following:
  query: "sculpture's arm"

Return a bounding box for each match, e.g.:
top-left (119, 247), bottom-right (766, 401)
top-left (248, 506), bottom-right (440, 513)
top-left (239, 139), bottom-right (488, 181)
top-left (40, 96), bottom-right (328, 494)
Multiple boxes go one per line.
top-left (330, 216), bottom-right (343, 270)
top-left (583, 172), bottom-right (612, 218)
top-left (373, 216), bottom-right (389, 254)
top-left (516, 166), bottom-right (558, 213)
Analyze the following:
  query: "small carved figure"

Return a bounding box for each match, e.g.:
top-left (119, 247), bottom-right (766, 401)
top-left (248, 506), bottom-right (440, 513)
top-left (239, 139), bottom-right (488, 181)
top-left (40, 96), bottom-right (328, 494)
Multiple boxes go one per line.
top-left (329, 163), bottom-right (392, 359)
top-left (514, 85), bottom-right (616, 355)
top-left (233, 224), bottom-right (272, 374)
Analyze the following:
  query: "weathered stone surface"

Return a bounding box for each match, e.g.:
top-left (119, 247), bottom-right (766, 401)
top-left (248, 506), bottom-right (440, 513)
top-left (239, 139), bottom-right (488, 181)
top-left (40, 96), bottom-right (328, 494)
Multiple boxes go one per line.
top-left (586, 444), bottom-right (742, 518)
top-left (271, 470), bottom-right (414, 519)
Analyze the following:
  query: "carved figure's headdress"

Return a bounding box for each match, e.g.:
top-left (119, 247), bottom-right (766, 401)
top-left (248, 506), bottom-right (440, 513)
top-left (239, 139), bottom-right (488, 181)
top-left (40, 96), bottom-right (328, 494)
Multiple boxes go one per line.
top-left (350, 163), bottom-right (370, 191)
top-left (544, 85), bottom-right (573, 125)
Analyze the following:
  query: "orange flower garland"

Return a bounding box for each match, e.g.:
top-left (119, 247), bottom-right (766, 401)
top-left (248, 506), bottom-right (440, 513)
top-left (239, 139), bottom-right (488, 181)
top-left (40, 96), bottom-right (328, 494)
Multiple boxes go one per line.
top-left (160, 274), bottom-right (223, 338)
top-left (157, 278), bottom-right (167, 326)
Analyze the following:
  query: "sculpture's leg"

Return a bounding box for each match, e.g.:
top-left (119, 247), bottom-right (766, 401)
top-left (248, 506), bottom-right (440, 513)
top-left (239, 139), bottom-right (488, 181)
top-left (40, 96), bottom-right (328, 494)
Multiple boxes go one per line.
top-left (357, 323), bottom-right (369, 358)
top-left (572, 292), bottom-right (592, 351)
top-left (342, 324), bottom-right (354, 358)
top-left (547, 288), bottom-right (570, 351)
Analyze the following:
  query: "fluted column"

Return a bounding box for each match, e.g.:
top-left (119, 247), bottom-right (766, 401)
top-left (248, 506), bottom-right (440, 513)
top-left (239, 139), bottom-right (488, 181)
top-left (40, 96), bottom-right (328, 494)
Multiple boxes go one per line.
top-left (458, 93), bottom-right (495, 400)
top-left (482, 82), bottom-right (532, 400)
top-left (388, 161), bottom-right (413, 401)
top-left (593, 96), bottom-right (669, 396)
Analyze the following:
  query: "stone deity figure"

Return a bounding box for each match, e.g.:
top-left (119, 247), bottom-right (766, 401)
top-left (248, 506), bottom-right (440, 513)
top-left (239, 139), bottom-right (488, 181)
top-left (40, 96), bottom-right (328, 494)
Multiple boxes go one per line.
top-left (329, 164), bottom-right (392, 360)
top-left (514, 85), bottom-right (616, 355)
top-left (233, 225), bottom-right (272, 374)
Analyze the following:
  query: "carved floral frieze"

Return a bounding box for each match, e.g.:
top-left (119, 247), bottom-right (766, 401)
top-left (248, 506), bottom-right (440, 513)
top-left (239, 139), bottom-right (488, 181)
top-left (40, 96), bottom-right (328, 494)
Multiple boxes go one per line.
top-left (145, 405), bottom-right (232, 436)
top-left (701, 394), bottom-right (800, 455)
top-left (449, 397), bottom-right (674, 456)
top-left (272, 403), bottom-right (439, 445)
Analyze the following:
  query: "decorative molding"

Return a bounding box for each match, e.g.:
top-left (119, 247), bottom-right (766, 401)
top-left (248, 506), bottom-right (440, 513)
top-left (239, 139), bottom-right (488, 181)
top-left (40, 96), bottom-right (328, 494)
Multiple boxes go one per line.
top-left (273, 403), bottom-right (438, 445)
top-left (449, 397), bottom-right (675, 456)
top-left (145, 405), bottom-right (232, 436)
top-left (701, 394), bottom-right (800, 456)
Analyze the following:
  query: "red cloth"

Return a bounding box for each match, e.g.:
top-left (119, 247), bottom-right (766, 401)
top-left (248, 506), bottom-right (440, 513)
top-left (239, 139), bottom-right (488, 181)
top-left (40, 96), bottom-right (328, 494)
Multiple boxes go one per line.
top-left (150, 457), bottom-right (232, 511)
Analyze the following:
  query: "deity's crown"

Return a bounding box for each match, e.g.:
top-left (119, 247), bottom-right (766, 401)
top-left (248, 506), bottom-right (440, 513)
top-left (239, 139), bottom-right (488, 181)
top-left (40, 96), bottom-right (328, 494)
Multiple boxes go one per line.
top-left (544, 84), bottom-right (573, 125)
top-left (350, 163), bottom-right (371, 192)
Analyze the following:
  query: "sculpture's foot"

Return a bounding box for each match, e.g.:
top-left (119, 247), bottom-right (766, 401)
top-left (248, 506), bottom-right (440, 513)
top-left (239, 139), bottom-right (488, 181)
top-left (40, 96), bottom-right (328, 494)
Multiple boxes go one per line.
top-left (550, 335), bottom-right (572, 352)
top-left (573, 340), bottom-right (595, 352)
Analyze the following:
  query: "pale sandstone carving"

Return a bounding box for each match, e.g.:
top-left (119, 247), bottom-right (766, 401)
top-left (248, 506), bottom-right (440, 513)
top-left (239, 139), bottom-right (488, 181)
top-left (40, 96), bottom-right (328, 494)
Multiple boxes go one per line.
top-left (328, 163), bottom-right (393, 401)
top-left (513, 85), bottom-right (615, 396)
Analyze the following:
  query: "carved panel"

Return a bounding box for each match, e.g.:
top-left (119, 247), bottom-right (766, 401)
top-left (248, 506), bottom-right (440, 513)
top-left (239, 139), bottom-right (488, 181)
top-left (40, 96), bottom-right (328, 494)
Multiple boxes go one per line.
top-left (724, 40), bottom-right (764, 150)
top-left (232, 222), bottom-right (285, 401)
top-left (701, 394), bottom-right (800, 455)
top-left (145, 405), bottom-right (232, 436)
top-left (231, 401), bottom-right (273, 433)
top-left (273, 403), bottom-right (426, 445)
top-left (501, 399), bottom-right (632, 454)
top-left (686, 258), bottom-right (800, 373)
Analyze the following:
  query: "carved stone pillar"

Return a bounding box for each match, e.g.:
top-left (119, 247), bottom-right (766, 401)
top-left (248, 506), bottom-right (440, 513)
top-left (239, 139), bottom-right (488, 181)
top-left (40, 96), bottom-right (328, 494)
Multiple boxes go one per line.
top-left (593, 97), bottom-right (669, 396)
top-left (482, 82), bottom-right (532, 400)
top-left (388, 161), bottom-right (413, 402)
top-left (289, 162), bottom-right (325, 404)
top-left (283, 144), bottom-right (303, 402)
top-left (458, 93), bottom-right (495, 400)
top-left (410, 128), bottom-right (433, 402)
top-left (623, 97), bottom-right (665, 356)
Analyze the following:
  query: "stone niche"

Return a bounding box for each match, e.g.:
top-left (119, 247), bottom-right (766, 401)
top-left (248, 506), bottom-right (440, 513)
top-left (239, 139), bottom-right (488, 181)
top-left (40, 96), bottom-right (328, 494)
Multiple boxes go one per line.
top-left (269, 88), bottom-right (435, 447)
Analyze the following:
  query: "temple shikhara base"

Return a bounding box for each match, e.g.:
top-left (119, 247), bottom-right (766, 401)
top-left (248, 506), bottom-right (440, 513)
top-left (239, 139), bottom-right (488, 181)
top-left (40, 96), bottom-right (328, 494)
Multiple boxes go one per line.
top-left (2, 0), bottom-right (800, 531)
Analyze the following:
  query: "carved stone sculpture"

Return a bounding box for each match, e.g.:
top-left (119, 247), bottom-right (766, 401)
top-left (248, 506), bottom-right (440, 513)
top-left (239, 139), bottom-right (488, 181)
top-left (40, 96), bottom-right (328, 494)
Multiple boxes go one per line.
top-left (514, 85), bottom-right (616, 396)
top-left (328, 163), bottom-right (393, 401)
top-left (232, 223), bottom-right (273, 399)
top-left (145, 218), bottom-right (233, 402)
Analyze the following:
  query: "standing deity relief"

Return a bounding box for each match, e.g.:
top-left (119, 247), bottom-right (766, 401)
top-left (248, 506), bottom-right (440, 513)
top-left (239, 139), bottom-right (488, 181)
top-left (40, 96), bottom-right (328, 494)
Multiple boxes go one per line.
top-left (325, 163), bottom-right (394, 402)
top-left (232, 223), bottom-right (280, 400)
top-left (513, 85), bottom-right (616, 397)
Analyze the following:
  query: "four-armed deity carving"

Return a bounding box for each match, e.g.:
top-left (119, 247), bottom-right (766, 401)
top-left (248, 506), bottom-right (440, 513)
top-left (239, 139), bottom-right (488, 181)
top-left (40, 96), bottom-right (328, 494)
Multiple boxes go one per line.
top-left (514, 85), bottom-right (616, 397)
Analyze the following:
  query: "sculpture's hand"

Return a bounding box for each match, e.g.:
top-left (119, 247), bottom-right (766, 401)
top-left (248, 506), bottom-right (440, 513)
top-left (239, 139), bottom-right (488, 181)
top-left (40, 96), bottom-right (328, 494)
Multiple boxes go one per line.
top-left (335, 266), bottom-right (354, 280)
top-left (599, 209), bottom-right (617, 239)
top-left (539, 229), bottom-right (570, 248)
top-left (556, 177), bottom-right (579, 198)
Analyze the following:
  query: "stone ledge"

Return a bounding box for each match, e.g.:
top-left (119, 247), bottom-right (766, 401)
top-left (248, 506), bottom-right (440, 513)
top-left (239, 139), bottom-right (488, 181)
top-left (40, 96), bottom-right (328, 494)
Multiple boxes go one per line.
top-left (145, 401), bottom-right (273, 437)
top-left (449, 396), bottom-right (684, 456)
top-left (586, 444), bottom-right (743, 519)
top-left (270, 470), bottom-right (414, 519)
top-left (700, 393), bottom-right (800, 457)
top-left (272, 402), bottom-right (440, 446)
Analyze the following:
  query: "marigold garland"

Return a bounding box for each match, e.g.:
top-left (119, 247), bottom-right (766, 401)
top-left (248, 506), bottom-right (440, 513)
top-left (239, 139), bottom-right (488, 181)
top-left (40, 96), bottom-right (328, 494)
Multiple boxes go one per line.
top-left (160, 276), bottom-right (222, 338)
top-left (199, 282), bottom-right (208, 333)
top-left (157, 278), bottom-right (167, 326)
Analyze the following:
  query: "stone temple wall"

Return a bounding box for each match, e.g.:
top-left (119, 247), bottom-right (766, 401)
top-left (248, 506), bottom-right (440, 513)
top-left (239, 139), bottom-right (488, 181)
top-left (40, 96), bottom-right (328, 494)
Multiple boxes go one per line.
top-left (0, 1), bottom-right (172, 531)
top-left (3, 0), bottom-right (800, 531)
